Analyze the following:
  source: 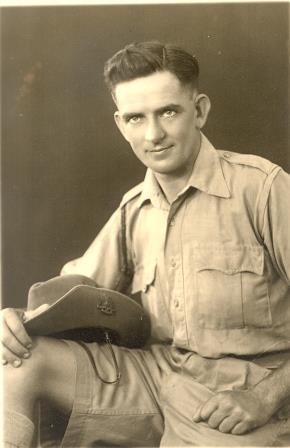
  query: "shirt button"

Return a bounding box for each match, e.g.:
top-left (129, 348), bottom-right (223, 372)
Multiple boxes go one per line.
top-left (171, 258), bottom-right (176, 268)
top-left (169, 218), bottom-right (175, 226)
top-left (174, 299), bottom-right (179, 308)
top-left (223, 152), bottom-right (231, 158)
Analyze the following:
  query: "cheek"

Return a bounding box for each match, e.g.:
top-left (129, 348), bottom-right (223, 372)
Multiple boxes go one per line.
top-left (176, 120), bottom-right (197, 145)
top-left (126, 130), bottom-right (144, 149)
top-left (167, 118), bottom-right (191, 141)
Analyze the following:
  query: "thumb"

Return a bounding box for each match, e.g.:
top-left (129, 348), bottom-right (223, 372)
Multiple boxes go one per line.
top-left (24, 303), bottom-right (50, 321)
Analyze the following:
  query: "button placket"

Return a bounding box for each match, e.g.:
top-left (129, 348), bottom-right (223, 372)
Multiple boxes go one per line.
top-left (164, 201), bottom-right (189, 346)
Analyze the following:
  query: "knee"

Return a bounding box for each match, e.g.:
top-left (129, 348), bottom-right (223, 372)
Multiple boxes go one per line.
top-left (4, 337), bottom-right (56, 401)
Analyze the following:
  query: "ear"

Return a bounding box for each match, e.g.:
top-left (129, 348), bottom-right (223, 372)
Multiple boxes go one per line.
top-left (194, 94), bottom-right (211, 129)
top-left (114, 111), bottom-right (130, 142)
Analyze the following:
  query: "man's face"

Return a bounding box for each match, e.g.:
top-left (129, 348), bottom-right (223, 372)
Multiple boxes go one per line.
top-left (114, 71), bottom-right (209, 179)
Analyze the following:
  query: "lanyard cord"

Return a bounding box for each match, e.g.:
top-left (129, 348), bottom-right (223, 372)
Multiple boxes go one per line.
top-left (77, 331), bottom-right (121, 384)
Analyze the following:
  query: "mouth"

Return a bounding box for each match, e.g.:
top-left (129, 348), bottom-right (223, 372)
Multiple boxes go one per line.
top-left (148, 145), bottom-right (173, 153)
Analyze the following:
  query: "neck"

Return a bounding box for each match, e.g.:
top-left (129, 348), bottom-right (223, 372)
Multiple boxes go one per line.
top-left (156, 145), bottom-right (201, 203)
top-left (155, 135), bottom-right (201, 203)
top-left (155, 173), bottom-right (190, 204)
top-left (155, 151), bottom-right (199, 203)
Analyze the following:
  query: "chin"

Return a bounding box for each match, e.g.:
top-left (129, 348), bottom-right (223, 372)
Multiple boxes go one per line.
top-left (152, 166), bottom-right (181, 176)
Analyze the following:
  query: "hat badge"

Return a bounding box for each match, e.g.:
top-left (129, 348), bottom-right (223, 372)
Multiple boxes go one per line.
top-left (97, 296), bottom-right (115, 315)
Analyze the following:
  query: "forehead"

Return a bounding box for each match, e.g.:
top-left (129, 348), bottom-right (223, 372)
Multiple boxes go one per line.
top-left (114, 71), bottom-right (190, 113)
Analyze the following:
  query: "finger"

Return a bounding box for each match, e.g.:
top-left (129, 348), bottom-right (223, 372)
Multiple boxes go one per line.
top-left (24, 303), bottom-right (49, 320)
top-left (1, 346), bottom-right (24, 368)
top-left (192, 404), bottom-right (202, 422)
top-left (1, 320), bottom-right (32, 358)
top-left (199, 399), bottom-right (219, 421)
top-left (231, 421), bottom-right (250, 435)
top-left (2, 309), bottom-right (32, 349)
top-left (208, 411), bottom-right (230, 429)
top-left (218, 415), bottom-right (241, 433)
top-left (2, 343), bottom-right (31, 362)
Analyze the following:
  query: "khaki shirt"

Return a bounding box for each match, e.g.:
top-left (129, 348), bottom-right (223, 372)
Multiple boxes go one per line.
top-left (62, 134), bottom-right (290, 358)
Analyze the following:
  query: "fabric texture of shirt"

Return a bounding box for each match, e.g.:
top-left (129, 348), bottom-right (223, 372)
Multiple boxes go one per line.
top-left (61, 134), bottom-right (290, 358)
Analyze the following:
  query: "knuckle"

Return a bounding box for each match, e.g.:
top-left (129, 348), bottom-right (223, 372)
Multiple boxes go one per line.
top-left (222, 396), bottom-right (233, 406)
top-left (2, 308), bottom-right (14, 318)
top-left (1, 333), bottom-right (11, 346)
top-left (2, 334), bottom-right (24, 356)
top-left (243, 414), bottom-right (253, 425)
top-left (0, 310), bottom-right (7, 324)
top-left (209, 419), bottom-right (218, 429)
top-left (200, 408), bottom-right (209, 420)
top-left (12, 319), bottom-right (25, 333)
top-left (219, 403), bottom-right (231, 413)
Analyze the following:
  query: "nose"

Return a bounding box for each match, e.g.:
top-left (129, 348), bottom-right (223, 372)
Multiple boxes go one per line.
top-left (145, 117), bottom-right (165, 144)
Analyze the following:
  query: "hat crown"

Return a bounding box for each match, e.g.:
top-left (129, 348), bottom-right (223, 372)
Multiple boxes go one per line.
top-left (27, 274), bottom-right (97, 310)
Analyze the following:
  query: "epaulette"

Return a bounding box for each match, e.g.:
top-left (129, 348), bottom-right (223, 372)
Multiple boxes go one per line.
top-left (218, 150), bottom-right (278, 175)
top-left (119, 181), bottom-right (144, 208)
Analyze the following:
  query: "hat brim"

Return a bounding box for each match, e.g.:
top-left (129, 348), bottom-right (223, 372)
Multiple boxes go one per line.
top-left (24, 285), bottom-right (150, 348)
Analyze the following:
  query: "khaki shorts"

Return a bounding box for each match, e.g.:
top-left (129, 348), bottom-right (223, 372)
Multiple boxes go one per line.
top-left (42, 340), bottom-right (290, 447)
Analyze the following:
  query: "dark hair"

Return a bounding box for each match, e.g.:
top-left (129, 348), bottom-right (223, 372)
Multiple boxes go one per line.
top-left (104, 41), bottom-right (199, 96)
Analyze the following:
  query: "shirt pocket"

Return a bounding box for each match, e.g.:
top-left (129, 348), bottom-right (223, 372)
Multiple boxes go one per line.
top-left (195, 245), bottom-right (272, 330)
top-left (131, 263), bottom-right (157, 294)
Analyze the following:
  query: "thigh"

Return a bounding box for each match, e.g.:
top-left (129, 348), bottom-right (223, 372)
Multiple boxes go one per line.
top-left (160, 372), bottom-right (289, 447)
top-left (3, 336), bottom-right (76, 417)
top-left (60, 341), bottom-right (168, 448)
top-left (31, 337), bottom-right (76, 414)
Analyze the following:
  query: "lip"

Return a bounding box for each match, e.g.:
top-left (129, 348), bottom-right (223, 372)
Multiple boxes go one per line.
top-left (148, 145), bottom-right (173, 153)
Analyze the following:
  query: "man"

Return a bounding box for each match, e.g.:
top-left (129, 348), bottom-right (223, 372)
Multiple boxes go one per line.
top-left (2, 41), bottom-right (290, 447)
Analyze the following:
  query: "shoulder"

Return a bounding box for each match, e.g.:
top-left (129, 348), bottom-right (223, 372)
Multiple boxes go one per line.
top-left (119, 181), bottom-right (144, 208)
top-left (217, 149), bottom-right (279, 176)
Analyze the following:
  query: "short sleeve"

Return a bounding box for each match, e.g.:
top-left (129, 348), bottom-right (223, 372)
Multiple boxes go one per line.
top-left (60, 207), bottom-right (130, 291)
top-left (262, 168), bottom-right (290, 284)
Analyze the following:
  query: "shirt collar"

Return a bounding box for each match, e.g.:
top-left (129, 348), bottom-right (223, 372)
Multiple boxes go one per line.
top-left (137, 169), bottom-right (163, 208)
top-left (187, 133), bottom-right (230, 198)
top-left (137, 133), bottom-right (230, 208)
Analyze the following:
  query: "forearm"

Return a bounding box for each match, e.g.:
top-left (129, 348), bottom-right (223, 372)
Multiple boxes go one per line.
top-left (252, 358), bottom-right (290, 414)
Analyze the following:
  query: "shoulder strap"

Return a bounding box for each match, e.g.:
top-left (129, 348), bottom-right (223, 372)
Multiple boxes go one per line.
top-left (118, 205), bottom-right (133, 292)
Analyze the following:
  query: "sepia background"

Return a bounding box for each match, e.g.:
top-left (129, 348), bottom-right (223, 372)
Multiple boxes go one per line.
top-left (2, 3), bottom-right (290, 308)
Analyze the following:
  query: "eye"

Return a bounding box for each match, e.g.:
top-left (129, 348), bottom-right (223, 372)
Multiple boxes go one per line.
top-left (162, 109), bottom-right (177, 118)
top-left (128, 115), bottom-right (142, 124)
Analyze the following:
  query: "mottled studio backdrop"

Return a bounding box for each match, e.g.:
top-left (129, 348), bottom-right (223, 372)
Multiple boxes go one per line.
top-left (2, 3), bottom-right (290, 307)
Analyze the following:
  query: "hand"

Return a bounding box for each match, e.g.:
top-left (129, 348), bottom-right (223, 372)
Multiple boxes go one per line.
top-left (1, 304), bottom-right (50, 367)
top-left (1, 307), bottom-right (32, 367)
top-left (192, 388), bottom-right (275, 435)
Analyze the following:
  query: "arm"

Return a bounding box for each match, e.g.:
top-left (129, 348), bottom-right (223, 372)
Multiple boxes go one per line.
top-left (61, 205), bottom-right (133, 293)
top-left (193, 169), bottom-right (290, 434)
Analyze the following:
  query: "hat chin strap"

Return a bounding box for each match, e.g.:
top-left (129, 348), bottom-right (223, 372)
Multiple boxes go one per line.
top-left (77, 331), bottom-right (121, 384)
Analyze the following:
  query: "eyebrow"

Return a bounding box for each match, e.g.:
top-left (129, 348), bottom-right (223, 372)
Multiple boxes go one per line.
top-left (121, 103), bottom-right (183, 121)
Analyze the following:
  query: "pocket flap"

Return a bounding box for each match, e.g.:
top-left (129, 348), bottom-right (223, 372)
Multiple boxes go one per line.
top-left (196, 245), bottom-right (264, 275)
top-left (131, 263), bottom-right (157, 294)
